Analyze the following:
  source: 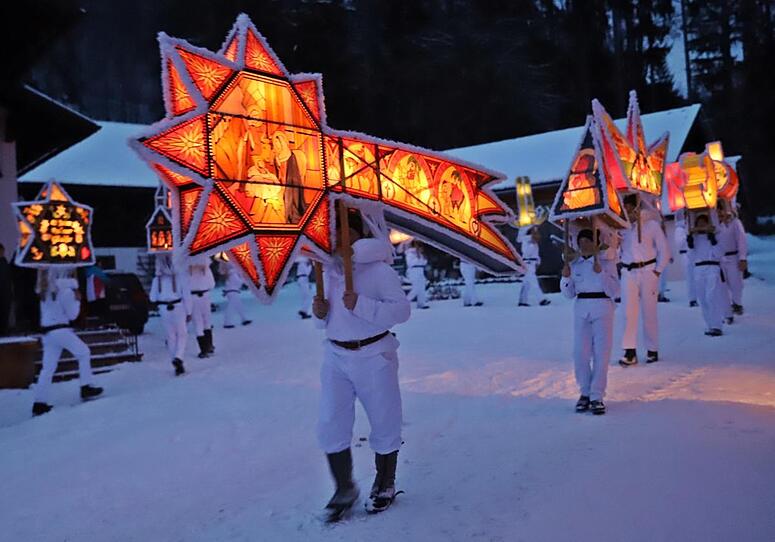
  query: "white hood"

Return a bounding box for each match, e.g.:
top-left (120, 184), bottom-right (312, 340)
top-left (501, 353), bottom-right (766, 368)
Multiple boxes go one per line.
top-left (352, 238), bottom-right (393, 265)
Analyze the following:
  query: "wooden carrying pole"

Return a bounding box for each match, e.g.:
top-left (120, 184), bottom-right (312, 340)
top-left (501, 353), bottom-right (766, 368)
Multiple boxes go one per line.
top-left (314, 262), bottom-right (324, 299)
top-left (337, 199), bottom-right (354, 293)
top-left (563, 219), bottom-right (570, 261)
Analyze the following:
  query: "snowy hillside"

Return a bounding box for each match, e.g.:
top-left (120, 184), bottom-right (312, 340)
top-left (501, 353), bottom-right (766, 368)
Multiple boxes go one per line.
top-left (1, 238), bottom-right (774, 541)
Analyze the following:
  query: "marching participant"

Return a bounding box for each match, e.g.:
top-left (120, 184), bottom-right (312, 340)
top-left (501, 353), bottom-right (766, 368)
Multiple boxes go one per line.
top-left (188, 255), bottom-right (216, 358)
top-left (150, 254), bottom-right (191, 375)
top-left (687, 214), bottom-right (727, 336)
top-left (618, 195), bottom-right (669, 366)
top-left (717, 205), bottom-right (748, 319)
top-left (561, 229), bottom-right (619, 415)
top-left (674, 212), bottom-right (698, 307)
top-left (32, 268), bottom-right (103, 416)
top-left (518, 226), bottom-right (550, 307)
top-left (296, 256), bottom-right (313, 319)
top-left (460, 259), bottom-right (483, 307)
top-left (404, 240), bottom-right (429, 309)
top-left (313, 210), bottom-right (411, 520)
top-left (221, 260), bottom-right (251, 328)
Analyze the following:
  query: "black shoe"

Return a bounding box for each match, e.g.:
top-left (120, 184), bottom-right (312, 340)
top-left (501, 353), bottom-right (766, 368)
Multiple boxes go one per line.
top-left (732, 303), bottom-right (743, 315)
top-left (80, 385), bottom-right (104, 401)
top-left (725, 316), bottom-right (734, 325)
top-left (658, 295), bottom-right (670, 303)
top-left (463, 303), bottom-right (472, 307)
top-left (474, 302), bottom-right (483, 306)
top-left (298, 311), bottom-right (312, 319)
top-left (705, 328), bottom-right (723, 337)
top-left (689, 300), bottom-right (698, 307)
top-left (242, 319), bottom-right (252, 325)
top-left (366, 451), bottom-right (399, 514)
top-left (618, 349), bottom-right (638, 367)
top-left (539, 299), bottom-right (551, 306)
top-left (590, 400), bottom-right (606, 415)
top-left (197, 336), bottom-right (209, 358)
top-left (324, 449), bottom-right (359, 522)
top-left (614, 297), bottom-right (621, 303)
top-left (32, 402), bottom-right (53, 417)
top-left (224, 324), bottom-right (235, 329)
top-left (419, 305), bottom-right (430, 309)
top-left (173, 358), bottom-right (185, 376)
top-left (518, 302), bottom-right (530, 307)
top-left (646, 351), bottom-right (659, 363)
top-left (575, 395), bottom-right (590, 413)
top-left (204, 328), bottom-right (215, 354)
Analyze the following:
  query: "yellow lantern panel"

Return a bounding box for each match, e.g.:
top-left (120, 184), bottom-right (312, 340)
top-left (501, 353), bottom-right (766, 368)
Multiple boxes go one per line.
top-left (680, 153), bottom-right (718, 210)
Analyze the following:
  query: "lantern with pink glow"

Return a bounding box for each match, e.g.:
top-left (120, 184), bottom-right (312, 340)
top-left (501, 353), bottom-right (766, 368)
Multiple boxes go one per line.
top-left (12, 180), bottom-right (94, 268)
top-left (130, 14), bottom-right (520, 301)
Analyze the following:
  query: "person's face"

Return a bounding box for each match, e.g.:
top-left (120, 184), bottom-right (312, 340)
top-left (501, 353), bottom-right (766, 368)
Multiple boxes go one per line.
top-left (530, 228), bottom-right (541, 242)
top-left (335, 226), bottom-right (362, 256)
top-left (624, 203), bottom-right (638, 221)
top-left (696, 217), bottom-right (709, 229)
top-left (578, 236), bottom-right (594, 255)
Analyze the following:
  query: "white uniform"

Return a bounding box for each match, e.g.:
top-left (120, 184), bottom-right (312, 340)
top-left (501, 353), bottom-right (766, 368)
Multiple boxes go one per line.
top-left (405, 246), bottom-right (428, 309)
top-left (688, 232), bottom-right (727, 332)
top-left (316, 238), bottom-right (411, 455)
top-left (296, 257), bottom-right (313, 316)
top-left (674, 223), bottom-right (697, 304)
top-left (618, 218), bottom-right (669, 352)
top-left (222, 263), bottom-right (249, 327)
top-left (188, 256), bottom-right (215, 337)
top-left (561, 257), bottom-right (620, 401)
top-left (460, 260), bottom-right (480, 306)
top-left (35, 276), bottom-right (94, 404)
top-left (519, 238), bottom-right (546, 305)
top-left (150, 262), bottom-right (191, 361)
top-left (717, 218), bottom-right (747, 311)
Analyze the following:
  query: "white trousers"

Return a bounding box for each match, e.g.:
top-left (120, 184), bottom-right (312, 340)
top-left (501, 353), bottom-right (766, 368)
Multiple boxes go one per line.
top-left (407, 267), bottom-right (427, 308)
top-left (298, 276), bottom-right (312, 315)
top-left (318, 347), bottom-right (402, 455)
top-left (695, 265), bottom-right (726, 331)
top-left (681, 252), bottom-right (697, 303)
top-left (160, 303), bottom-right (188, 360)
top-left (721, 258), bottom-right (744, 308)
top-left (224, 291), bottom-right (248, 327)
top-left (519, 263), bottom-right (545, 305)
top-left (621, 267), bottom-right (659, 351)
top-left (191, 291), bottom-right (212, 337)
top-left (462, 277), bottom-right (479, 306)
top-left (35, 328), bottom-right (93, 403)
top-left (573, 300), bottom-right (615, 401)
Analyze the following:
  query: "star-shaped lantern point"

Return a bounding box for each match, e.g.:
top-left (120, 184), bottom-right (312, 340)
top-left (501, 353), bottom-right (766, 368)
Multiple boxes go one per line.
top-left (132, 14), bottom-right (519, 300)
top-left (592, 90), bottom-right (670, 199)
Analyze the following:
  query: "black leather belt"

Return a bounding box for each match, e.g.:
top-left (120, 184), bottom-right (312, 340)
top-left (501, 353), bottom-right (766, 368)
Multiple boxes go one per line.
top-left (695, 261), bottom-right (720, 267)
top-left (523, 258), bottom-right (538, 262)
top-left (410, 265), bottom-right (425, 269)
top-left (577, 292), bottom-right (609, 299)
top-left (223, 289), bottom-right (240, 294)
top-left (163, 299), bottom-right (182, 311)
top-left (330, 331), bottom-right (391, 350)
top-left (192, 290), bottom-right (209, 297)
top-left (41, 323), bottom-right (71, 333)
top-left (679, 250), bottom-right (687, 254)
top-left (724, 250), bottom-right (739, 256)
top-left (622, 258), bottom-right (656, 270)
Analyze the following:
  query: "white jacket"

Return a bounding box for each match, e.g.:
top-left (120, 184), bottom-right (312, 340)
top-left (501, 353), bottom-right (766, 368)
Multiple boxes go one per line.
top-left (188, 260), bottom-right (215, 292)
top-left (40, 278), bottom-right (81, 328)
top-left (223, 264), bottom-right (245, 292)
top-left (561, 256), bottom-right (620, 300)
top-left (619, 219), bottom-right (669, 272)
top-left (404, 247), bottom-right (427, 269)
top-left (150, 272), bottom-right (192, 314)
top-left (717, 219), bottom-right (747, 261)
top-left (296, 257), bottom-right (312, 278)
top-left (521, 239), bottom-right (541, 266)
top-left (688, 232), bottom-right (722, 263)
top-left (317, 238), bottom-right (411, 356)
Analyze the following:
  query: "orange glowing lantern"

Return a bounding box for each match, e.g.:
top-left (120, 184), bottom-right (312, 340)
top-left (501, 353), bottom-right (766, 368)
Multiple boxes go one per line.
top-left (131, 14), bottom-right (519, 300)
top-left (680, 152), bottom-right (718, 210)
top-left (13, 180), bottom-right (94, 268)
top-left (592, 91), bottom-right (669, 199)
top-left (514, 176), bottom-right (538, 227)
top-left (550, 115), bottom-right (628, 229)
top-left (704, 141), bottom-right (739, 201)
top-left (663, 161), bottom-right (687, 213)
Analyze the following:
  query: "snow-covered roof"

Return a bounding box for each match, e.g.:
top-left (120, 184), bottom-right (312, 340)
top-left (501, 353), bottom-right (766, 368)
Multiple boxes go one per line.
top-left (446, 104), bottom-right (701, 191)
top-left (20, 121), bottom-right (158, 188)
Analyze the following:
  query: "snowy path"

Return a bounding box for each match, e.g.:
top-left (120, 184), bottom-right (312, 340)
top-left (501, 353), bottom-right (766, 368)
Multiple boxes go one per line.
top-left (2, 248), bottom-right (775, 541)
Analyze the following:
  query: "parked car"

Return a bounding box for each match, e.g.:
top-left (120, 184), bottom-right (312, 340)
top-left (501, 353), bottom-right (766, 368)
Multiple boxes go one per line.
top-left (104, 272), bottom-right (150, 335)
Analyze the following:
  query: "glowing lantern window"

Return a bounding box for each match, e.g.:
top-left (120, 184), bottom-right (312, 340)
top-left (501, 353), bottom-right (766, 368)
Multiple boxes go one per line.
top-left (664, 161), bottom-right (687, 213)
top-left (146, 207), bottom-right (174, 253)
top-left (680, 152), bottom-right (718, 210)
top-left (13, 180), bottom-right (95, 268)
top-left (550, 115), bottom-right (628, 229)
top-left (515, 177), bottom-right (537, 227)
top-left (132, 15), bottom-right (519, 300)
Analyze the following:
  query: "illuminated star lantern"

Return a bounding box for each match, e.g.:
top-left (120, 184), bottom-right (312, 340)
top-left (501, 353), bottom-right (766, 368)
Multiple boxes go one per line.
top-left (13, 180), bottom-right (95, 268)
top-left (131, 14), bottom-right (519, 300)
top-left (550, 115), bottom-right (628, 230)
top-left (592, 91), bottom-right (670, 200)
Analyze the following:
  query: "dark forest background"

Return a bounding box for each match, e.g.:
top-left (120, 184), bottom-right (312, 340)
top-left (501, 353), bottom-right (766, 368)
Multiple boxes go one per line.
top-left (6, 0), bottom-right (775, 223)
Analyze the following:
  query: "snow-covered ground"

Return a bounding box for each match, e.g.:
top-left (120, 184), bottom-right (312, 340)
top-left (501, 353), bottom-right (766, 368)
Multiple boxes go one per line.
top-left (2, 238), bottom-right (775, 542)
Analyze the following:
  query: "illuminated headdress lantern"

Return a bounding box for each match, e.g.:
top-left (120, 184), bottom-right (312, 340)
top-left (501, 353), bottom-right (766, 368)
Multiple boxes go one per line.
top-left (146, 206), bottom-right (174, 253)
top-left (12, 180), bottom-right (94, 268)
top-left (592, 91), bottom-right (670, 209)
top-left (705, 141), bottom-right (739, 202)
top-left (514, 176), bottom-right (538, 227)
top-left (131, 14), bottom-right (519, 301)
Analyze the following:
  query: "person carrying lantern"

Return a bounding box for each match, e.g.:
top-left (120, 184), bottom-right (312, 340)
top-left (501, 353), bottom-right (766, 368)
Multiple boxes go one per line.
top-left (32, 268), bottom-right (103, 416)
top-left (618, 194), bottom-right (669, 366)
top-left (221, 260), bottom-right (252, 328)
top-left (404, 239), bottom-right (429, 309)
top-left (460, 259), bottom-right (483, 307)
top-left (561, 229), bottom-right (619, 415)
top-left (313, 208), bottom-right (411, 521)
top-left (295, 255), bottom-right (313, 319)
top-left (687, 214), bottom-right (727, 336)
top-left (717, 204), bottom-right (748, 320)
top-left (150, 254), bottom-right (191, 376)
top-left (674, 210), bottom-right (698, 307)
top-left (518, 225), bottom-right (550, 307)
top-left (187, 254), bottom-right (216, 358)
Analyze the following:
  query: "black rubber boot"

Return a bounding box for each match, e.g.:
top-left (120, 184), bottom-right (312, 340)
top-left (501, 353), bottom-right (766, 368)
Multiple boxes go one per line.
top-left (324, 448), bottom-right (359, 521)
top-left (80, 385), bottom-right (104, 401)
top-left (173, 358), bottom-right (185, 376)
top-left (197, 336), bottom-right (208, 358)
top-left (366, 451), bottom-right (399, 513)
top-left (32, 402), bottom-right (53, 417)
top-left (204, 328), bottom-right (215, 354)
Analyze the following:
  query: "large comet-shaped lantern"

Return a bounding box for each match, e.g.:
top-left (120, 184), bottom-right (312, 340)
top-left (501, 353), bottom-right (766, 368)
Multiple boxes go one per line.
top-left (131, 15), bottom-right (519, 300)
